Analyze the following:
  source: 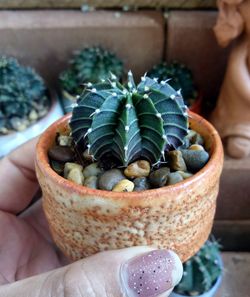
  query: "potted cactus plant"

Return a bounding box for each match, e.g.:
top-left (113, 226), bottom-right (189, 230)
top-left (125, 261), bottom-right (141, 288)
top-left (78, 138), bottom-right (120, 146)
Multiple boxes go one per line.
top-left (59, 46), bottom-right (124, 113)
top-left (0, 56), bottom-right (62, 157)
top-left (148, 61), bottom-right (202, 114)
top-left (171, 240), bottom-right (223, 297)
top-left (35, 71), bottom-right (223, 262)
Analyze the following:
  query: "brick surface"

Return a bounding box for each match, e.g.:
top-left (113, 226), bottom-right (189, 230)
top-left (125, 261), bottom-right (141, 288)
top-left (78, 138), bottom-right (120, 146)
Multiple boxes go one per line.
top-left (0, 10), bottom-right (164, 88)
top-left (215, 156), bottom-right (250, 220)
top-left (215, 252), bottom-right (250, 297)
top-left (166, 11), bottom-right (231, 111)
top-left (0, 0), bottom-right (217, 9)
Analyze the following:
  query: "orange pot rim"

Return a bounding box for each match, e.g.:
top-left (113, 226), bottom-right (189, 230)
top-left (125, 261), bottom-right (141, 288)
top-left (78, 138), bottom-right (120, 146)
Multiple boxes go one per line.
top-left (36, 111), bottom-right (223, 200)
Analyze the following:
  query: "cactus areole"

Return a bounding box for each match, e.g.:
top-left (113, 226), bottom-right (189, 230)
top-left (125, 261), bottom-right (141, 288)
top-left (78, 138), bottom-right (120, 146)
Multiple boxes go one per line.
top-left (70, 72), bottom-right (188, 166)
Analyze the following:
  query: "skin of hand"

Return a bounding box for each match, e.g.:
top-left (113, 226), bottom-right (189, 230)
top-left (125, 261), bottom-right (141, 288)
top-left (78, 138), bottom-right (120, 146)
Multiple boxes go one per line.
top-left (0, 138), bottom-right (183, 297)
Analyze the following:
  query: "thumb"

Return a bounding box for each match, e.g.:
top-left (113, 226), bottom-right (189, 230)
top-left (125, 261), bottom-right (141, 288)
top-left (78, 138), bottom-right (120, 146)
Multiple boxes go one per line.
top-left (1, 247), bottom-right (183, 297)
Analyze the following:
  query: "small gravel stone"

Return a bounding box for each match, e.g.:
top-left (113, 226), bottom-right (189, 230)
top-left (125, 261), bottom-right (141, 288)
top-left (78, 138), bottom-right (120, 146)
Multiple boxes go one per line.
top-left (168, 150), bottom-right (187, 171)
top-left (83, 162), bottom-right (103, 178)
top-left (48, 146), bottom-right (74, 162)
top-left (29, 110), bottom-right (38, 121)
top-left (84, 176), bottom-right (98, 189)
top-left (149, 167), bottom-right (170, 188)
top-left (58, 135), bottom-right (73, 147)
top-left (167, 172), bottom-right (183, 185)
top-left (50, 160), bottom-right (64, 175)
top-left (193, 133), bottom-right (204, 145)
top-left (181, 149), bottom-right (209, 173)
top-left (83, 149), bottom-right (94, 161)
top-left (124, 160), bottom-right (150, 178)
top-left (133, 177), bottom-right (150, 191)
top-left (177, 171), bottom-right (194, 179)
top-left (10, 117), bottom-right (28, 131)
top-left (189, 144), bottom-right (204, 151)
top-left (67, 167), bottom-right (84, 185)
top-left (112, 179), bottom-right (134, 192)
top-left (186, 129), bottom-right (197, 142)
top-left (98, 169), bottom-right (126, 191)
top-left (64, 162), bottom-right (83, 178)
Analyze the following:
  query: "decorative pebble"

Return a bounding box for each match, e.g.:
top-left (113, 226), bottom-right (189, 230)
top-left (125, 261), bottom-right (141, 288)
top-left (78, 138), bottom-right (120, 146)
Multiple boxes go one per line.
top-left (98, 169), bottom-right (126, 191)
top-left (58, 135), bottom-right (73, 147)
top-left (29, 110), bottom-right (38, 121)
top-left (83, 176), bottom-right (98, 189)
top-left (66, 167), bottom-right (84, 185)
top-left (50, 160), bottom-right (64, 175)
top-left (10, 117), bottom-right (28, 131)
top-left (187, 130), bottom-right (204, 146)
top-left (177, 171), bottom-right (194, 179)
top-left (82, 162), bottom-right (103, 178)
top-left (168, 150), bottom-right (187, 171)
top-left (64, 162), bottom-right (83, 178)
top-left (186, 129), bottom-right (197, 142)
top-left (181, 149), bottom-right (209, 173)
top-left (48, 145), bottom-right (75, 162)
top-left (83, 148), bottom-right (94, 161)
top-left (133, 177), bottom-right (150, 191)
top-left (112, 179), bottom-right (134, 192)
top-left (149, 167), bottom-right (170, 188)
top-left (167, 172), bottom-right (183, 185)
top-left (189, 144), bottom-right (204, 151)
top-left (124, 160), bottom-right (150, 178)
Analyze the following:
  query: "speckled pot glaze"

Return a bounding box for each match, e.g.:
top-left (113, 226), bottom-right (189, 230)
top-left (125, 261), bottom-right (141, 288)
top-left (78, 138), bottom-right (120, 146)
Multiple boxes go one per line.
top-left (35, 112), bottom-right (223, 262)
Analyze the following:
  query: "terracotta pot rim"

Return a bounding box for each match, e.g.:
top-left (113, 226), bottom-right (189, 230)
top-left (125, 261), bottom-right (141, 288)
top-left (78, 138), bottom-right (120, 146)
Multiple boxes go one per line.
top-left (36, 111), bottom-right (223, 199)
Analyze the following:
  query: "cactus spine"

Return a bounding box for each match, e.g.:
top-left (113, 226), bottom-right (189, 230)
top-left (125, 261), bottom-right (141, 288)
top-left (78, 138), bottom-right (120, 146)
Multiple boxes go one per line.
top-left (148, 61), bottom-right (198, 106)
top-left (60, 46), bottom-right (124, 96)
top-left (70, 71), bottom-right (188, 166)
top-left (174, 240), bottom-right (222, 296)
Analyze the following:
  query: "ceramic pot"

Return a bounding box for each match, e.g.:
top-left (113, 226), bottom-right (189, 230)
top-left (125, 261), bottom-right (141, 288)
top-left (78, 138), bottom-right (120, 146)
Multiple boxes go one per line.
top-left (0, 95), bottom-right (63, 158)
top-left (170, 254), bottom-right (223, 297)
top-left (35, 111), bottom-right (223, 262)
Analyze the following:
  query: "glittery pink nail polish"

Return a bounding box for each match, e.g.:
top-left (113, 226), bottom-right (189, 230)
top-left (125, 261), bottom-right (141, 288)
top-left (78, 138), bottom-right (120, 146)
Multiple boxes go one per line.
top-left (120, 250), bottom-right (183, 297)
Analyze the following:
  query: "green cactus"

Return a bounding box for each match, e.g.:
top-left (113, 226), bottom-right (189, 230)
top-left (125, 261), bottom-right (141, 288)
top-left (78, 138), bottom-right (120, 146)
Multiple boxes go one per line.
top-left (70, 71), bottom-right (188, 166)
top-left (148, 61), bottom-right (198, 107)
top-left (174, 240), bottom-right (222, 296)
top-left (0, 56), bottom-right (50, 134)
top-left (59, 46), bottom-right (124, 96)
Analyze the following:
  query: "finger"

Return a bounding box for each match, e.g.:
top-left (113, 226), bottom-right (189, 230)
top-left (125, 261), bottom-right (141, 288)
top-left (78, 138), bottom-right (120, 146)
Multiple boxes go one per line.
top-left (0, 247), bottom-right (183, 297)
top-left (0, 137), bottom-right (39, 214)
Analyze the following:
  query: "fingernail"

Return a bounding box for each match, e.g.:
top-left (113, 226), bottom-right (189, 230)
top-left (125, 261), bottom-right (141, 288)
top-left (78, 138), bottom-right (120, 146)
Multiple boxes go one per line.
top-left (120, 250), bottom-right (183, 297)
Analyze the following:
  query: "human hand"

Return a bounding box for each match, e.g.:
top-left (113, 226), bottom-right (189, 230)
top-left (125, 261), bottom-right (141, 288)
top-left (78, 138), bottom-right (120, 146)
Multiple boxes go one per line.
top-left (0, 139), bottom-right (183, 297)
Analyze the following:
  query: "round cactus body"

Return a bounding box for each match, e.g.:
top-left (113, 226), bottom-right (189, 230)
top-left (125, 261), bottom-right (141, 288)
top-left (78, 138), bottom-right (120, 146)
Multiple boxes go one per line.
top-left (60, 46), bottom-right (124, 96)
top-left (0, 56), bottom-right (50, 134)
top-left (70, 71), bottom-right (188, 166)
top-left (148, 61), bottom-right (198, 107)
top-left (174, 240), bottom-right (222, 296)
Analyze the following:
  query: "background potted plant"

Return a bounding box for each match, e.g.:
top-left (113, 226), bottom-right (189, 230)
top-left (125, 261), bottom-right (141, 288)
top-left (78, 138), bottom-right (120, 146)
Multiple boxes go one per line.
top-left (59, 46), bottom-right (124, 113)
top-left (35, 72), bottom-right (223, 262)
top-left (148, 61), bottom-right (202, 114)
top-left (171, 239), bottom-right (223, 297)
top-left (0, 56), bottom-right (62, 157)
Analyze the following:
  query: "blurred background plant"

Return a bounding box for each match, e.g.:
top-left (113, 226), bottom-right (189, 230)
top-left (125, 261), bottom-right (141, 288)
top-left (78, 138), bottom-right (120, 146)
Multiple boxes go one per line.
top-left (0, 56), bottom-right (50, 134)
top-left (59, 46), bottom-right (124, 113)
top-left (148, 61), bottom-right (201, 112)
top-left (172, 239), bottom-right (222, 297)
